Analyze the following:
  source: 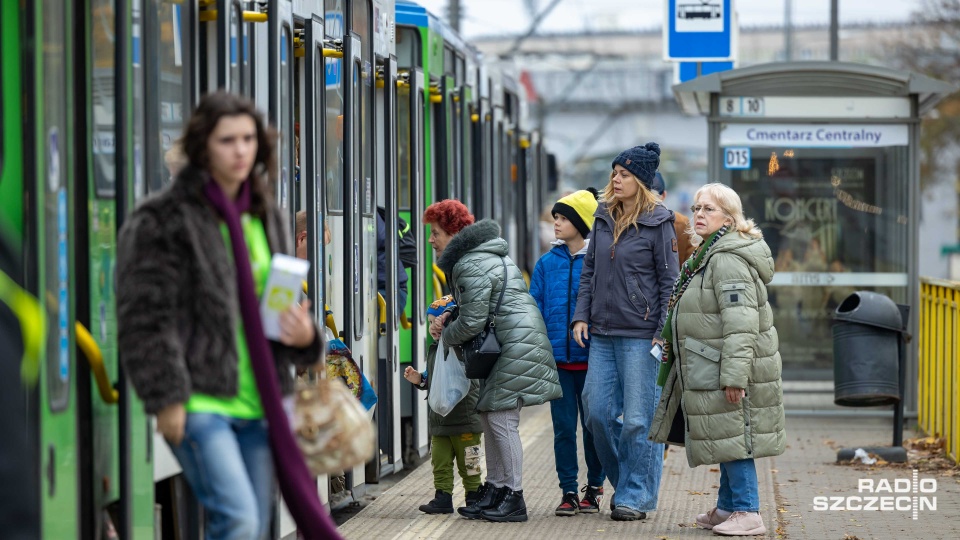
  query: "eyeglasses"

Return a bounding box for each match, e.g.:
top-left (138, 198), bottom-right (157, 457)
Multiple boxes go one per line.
top-left (690, 204), bottom-right (720, 216)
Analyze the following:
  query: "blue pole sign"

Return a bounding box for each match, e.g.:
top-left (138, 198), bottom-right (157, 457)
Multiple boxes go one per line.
top-left (664, 0), bottom-right (734, 62)
top-left (677, 61), bottom-right (734, 83)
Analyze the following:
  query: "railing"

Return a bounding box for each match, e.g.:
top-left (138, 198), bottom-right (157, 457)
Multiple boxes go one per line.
top-left (918, 277), bottom-right (960, 463)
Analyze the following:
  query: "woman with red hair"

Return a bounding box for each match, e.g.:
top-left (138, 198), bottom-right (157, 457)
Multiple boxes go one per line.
top-left (424, 199), bottom-right (561, 523)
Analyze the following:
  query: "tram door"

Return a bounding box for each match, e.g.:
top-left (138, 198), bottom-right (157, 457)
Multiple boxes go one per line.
top-left (376, 53), bottom-right (403, 476)
top-left (33, 1), bottom-right (82, 537)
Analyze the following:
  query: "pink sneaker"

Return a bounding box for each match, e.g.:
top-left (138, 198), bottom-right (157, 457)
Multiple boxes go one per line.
top-left (695, 507), bottom-right (729, 530)
top-left (711, 511), bottom-right (766, 536)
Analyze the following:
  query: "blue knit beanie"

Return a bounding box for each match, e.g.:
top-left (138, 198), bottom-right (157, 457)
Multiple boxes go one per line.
top-left (612, 142), bottom-right (661, 184)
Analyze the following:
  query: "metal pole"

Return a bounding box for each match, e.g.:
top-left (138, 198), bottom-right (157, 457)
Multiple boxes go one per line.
top-left (448, 0), bottom-right (461, 33)
top-left (784, 0), bottom-right (793, 61)
top-left (830, 0), bottom-right (839, 61)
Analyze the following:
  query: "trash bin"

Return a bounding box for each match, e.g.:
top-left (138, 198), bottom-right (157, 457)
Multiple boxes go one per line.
top-left (832, 291), bottom-right (902, 407)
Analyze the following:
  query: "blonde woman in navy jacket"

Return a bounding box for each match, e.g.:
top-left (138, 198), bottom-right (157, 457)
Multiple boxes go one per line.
top-left (572, 143), bottom-right (679, 522)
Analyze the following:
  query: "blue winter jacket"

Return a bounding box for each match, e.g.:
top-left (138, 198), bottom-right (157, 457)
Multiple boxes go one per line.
top-left (530, 240), bottom-right (590, 365)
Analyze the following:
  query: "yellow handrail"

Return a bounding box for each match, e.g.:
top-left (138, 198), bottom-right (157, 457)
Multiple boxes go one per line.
top-left (400, 311), bottom-right (412, 330)
top-left (432, 263), bottom-right (447, 288)
top-left (198, 10), bottom-right (268, 23)
top-left (75, 322), bottom-right (119, 404)
top-left (918, 276), bottom-right (960, 463)
top-left (377, 293), bottom-right (387, 336)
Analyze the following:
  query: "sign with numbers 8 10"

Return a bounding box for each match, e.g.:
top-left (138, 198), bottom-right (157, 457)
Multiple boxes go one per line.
top-left (724, 147), bottom-right (751, 169)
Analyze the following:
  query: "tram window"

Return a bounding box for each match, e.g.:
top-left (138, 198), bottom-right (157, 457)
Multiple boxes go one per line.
top-left (443, 45), bottom-right (455, 77)
top-left (44, 0), bottom-right (70, 411)
top-left (398, 85), bottom-right (411, 210)
top-left (156, 2), bottom-right (186, 191)
top-left (243, 22), bottom-right (254, 98)
top-left (133, 2), bottom-right (146, 200)
top-left (280, 26), bottom-right (293, 210)
top-left (353, 2), bottom-right (374, 216)
top-left (91, 0), bottom-right (117, 198)
top-left (324, 0), bottom-right (345, 213)
top-left (455, 54), bottom-right (465, 86)
top-left (229, 3), bottom-right (241, 93)
top-left (396, 27), bottom-right (420, 69)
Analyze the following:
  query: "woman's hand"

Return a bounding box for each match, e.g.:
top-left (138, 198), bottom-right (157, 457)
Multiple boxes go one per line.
top-left (429, 312), bottom-right (450, 340)
top-left (403, 366), bottom-right (423, 385)
top-left (724, 386), bottom-right (745, 404)
top-left (157, 403), bottom-right (186, 446)
top-left (279, 299), bottom-right (317, 348)
top-left (572, 321), bottom-right (590, 348)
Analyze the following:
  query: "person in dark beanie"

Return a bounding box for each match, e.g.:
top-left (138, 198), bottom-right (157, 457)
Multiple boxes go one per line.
top-left (531, 188), bottom-right (607, 517)
top-left (649, 172), bottom-right (694, 264)
top-left (572, 142), bottom-right (679, 521)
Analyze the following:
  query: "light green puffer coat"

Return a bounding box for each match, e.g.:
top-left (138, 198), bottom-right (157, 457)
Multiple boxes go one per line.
top-left (649, 232), bottom-right (785, 467)
top-left (438, 220), bottom-right (562, 412)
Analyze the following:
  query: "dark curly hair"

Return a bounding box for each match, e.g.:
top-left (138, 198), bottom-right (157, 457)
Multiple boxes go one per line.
top-left (179, 91), bottom-right (277, 216)
top-left (422, 199), bottom-right (475, 235)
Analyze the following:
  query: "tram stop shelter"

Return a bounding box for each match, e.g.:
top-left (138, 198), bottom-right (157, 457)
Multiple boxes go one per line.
top-left (673, 62), bottom-right (954, 409)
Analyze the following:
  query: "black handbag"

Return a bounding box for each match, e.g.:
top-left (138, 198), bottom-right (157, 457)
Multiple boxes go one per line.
top-left (463, 257), bottom-right (507, 379)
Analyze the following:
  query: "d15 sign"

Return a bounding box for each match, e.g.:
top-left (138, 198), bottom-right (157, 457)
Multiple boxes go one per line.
top-left (724, 147), bottom-right (750, 170)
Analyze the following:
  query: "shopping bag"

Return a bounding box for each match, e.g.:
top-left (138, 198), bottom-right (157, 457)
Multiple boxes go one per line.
top-left (427, 338), bottom-right (471, 417)
top-left (292, 374), bottom-right (375, 476)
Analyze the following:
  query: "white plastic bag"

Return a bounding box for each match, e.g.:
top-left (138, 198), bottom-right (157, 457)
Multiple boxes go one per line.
top-left (428, 338), bottom-right (471, 417)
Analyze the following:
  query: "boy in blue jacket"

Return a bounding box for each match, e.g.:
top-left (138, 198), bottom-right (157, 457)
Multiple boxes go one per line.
top-left (530, 188), bottom-right (605, 516)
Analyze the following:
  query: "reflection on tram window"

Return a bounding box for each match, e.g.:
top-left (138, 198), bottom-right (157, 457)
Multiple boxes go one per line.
top-left (729, 147), bottom-right (910, 371)
top-left (325, 0), bottom-right (345, 213)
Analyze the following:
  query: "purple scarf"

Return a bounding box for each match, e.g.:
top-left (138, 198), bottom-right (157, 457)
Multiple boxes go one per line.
top-left (203, 179), bottom-right (341, 540)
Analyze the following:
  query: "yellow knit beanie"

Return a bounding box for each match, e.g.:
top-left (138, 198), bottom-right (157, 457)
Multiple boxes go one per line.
top-left (552, 188), bottom-right (600, 238)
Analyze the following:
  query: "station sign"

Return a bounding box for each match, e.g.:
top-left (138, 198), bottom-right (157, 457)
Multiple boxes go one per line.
top-left (664, 0), bottom-right (736, 62)
top-left (719, 124), bottom-right (910, 148)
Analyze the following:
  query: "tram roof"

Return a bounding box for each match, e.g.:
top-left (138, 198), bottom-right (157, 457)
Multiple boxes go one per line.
top-left (396, 0), bottom-right (479, 61)
top-left (673, 61), bottom-right (956, 117)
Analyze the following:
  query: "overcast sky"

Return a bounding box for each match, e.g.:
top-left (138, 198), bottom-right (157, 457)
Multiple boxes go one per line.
top-left (414, 0), bottom-right (921, 38)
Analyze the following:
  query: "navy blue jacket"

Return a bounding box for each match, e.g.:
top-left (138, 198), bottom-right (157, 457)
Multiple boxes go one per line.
top-left (530, 241), bottom-right (590, 365)
top-left (376, 213), bottom-right (409, 294)
top-left (573, 202), bottom-right (679, 339)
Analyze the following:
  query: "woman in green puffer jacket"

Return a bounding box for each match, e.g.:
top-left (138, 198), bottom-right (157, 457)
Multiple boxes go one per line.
top-left (649, 183), bottom-right (785, 537)
top-left (424, 199), bottom-right (561, 524)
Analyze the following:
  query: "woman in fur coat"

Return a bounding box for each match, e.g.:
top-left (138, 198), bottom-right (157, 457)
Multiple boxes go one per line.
top-left (116, 92), bottom-right (338, 540)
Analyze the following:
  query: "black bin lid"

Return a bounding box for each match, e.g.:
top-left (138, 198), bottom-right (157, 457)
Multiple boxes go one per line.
top-left (834, 291), bottom-right (903, 332)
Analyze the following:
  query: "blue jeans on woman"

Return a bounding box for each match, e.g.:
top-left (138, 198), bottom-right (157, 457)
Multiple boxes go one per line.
top-left (170, 413), bottom-right (275, 540)
top-left (582, 335), bottom-right (664, 512)
top-left (718, 459), bottom-right (760, 512)
top-left (550, 368), bottom-right (604, 494)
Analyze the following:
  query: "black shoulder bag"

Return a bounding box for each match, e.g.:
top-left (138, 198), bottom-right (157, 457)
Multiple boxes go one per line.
top-left (463, 257), bottom-right (507, 379)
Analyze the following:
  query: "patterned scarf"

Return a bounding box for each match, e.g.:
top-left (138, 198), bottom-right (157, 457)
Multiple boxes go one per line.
top-left (656, 225), bottom-right (728, 386)
top-left (202, 179), bottom-right (341, 540)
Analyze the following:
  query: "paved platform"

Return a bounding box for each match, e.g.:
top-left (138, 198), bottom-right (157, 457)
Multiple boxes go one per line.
top-left (338, 406), bottom-right (959, 539)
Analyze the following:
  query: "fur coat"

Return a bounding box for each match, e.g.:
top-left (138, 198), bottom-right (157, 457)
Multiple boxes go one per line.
top-left (116, 166), bottom-right (321, 414)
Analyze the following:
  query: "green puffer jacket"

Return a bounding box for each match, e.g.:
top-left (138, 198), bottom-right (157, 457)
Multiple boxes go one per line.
top-left (649, 233), bottom-right (785, 467)
top-left (418, 342), bottom-right (483, 437)
top-left (438, 220), bottom-right (562, 412)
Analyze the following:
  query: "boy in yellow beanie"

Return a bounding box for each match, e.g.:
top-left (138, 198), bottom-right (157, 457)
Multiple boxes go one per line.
top-left (529, 188), bottom-right (606, 516)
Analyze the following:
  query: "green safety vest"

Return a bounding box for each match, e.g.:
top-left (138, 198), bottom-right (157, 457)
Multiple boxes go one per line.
top-left (0, 269), bottom-right (44, 385)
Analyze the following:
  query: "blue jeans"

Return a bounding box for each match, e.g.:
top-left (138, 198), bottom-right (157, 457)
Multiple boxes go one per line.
top-left (550, 368), bottom-right (604, 494)
top-left (170, 413), bottom-right (275, 540)
top-left (718, 459), bottom-right (760, 512)
top-left (582, 335), bottom-right (664, 512)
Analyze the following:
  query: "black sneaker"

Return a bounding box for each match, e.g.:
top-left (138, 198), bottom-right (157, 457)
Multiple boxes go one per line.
top-left (554, 492), bottom-right (580, 516)
top-left (579, 485), bottom-right (603, 514)
top-left (418, 490), bottom-right (454, 514)
top-left (611, 506), bottom-right (647, 521)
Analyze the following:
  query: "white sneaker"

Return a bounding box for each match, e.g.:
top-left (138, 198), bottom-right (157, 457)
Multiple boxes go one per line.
top-left (695, 507), bottom-right (729, 530)
top-left (711, 511), bottom-right (766, 536)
